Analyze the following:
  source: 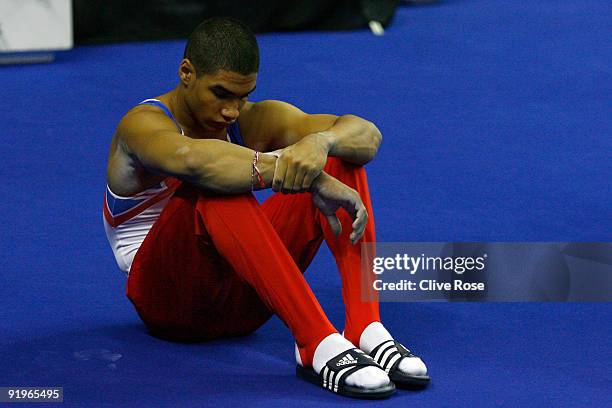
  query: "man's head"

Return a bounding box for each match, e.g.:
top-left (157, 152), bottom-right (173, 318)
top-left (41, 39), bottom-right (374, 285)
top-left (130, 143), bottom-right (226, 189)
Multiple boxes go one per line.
top-left (184, 17), bottom-right (259, 76)
top-left (179, 18), bottom-right (259, 132)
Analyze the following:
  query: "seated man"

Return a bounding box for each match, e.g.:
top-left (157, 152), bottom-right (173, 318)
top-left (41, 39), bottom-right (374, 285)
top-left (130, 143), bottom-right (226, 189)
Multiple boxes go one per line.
top-left (103, 17), bottom-right (428, 399)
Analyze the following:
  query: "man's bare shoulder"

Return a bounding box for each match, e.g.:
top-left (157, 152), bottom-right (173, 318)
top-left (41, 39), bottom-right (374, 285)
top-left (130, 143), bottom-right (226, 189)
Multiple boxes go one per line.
top-left (116, 104), bottom-right (179, 143)
top-left (107, 104), bottom-right (184, 196)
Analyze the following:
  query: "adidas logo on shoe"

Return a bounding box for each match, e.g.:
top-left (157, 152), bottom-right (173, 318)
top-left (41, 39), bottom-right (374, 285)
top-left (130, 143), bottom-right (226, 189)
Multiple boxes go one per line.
top-left (336, 354), bottom-right (357, 367)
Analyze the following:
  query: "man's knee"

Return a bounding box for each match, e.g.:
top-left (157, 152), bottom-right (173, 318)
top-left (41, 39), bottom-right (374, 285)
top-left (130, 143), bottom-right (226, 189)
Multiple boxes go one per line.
top-left (323, 157), bottom-right (369, 192)
top-left (173, 183), bottom-right (255, 205)
top-left (324, 157), bottom-right (365, 175)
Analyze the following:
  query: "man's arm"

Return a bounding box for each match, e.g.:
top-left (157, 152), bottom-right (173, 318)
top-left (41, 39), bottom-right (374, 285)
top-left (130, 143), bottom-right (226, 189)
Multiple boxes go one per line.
top-left (245, 100), bottom-right (382, 193)
top-left (117, 109), bottom-right (277, 194)
top-left (314, 115), bottom-right (383, 165)
top-left (257, 100), bottom-right (382, 164)
top-left (116, 108), bottom-right (368, 243)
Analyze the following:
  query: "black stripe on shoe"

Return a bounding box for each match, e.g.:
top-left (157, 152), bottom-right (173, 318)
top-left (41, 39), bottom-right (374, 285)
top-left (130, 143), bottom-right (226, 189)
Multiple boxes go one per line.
top-left (368, 340), bottom-right (430, 389)
top-left (296, 348), bottom-right (396, 399)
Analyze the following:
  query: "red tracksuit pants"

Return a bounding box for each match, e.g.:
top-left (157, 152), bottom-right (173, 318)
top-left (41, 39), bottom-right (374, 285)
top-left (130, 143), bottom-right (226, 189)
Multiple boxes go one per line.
top-left (127, 157), bottom-right (379, 366)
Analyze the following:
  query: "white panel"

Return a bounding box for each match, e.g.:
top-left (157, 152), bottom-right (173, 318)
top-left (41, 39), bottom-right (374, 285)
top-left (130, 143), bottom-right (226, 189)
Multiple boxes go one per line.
top-left (0, 0), bottom-right (73, 51)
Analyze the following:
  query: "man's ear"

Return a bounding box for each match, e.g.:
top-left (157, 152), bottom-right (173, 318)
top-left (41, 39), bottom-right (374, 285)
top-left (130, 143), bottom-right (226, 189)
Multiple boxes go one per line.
top-left (179, 59), bottom-right (196, 87)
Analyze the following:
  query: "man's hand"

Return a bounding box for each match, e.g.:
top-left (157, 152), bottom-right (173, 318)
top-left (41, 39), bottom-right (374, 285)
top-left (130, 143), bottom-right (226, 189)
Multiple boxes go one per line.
top-left (272, 133), bottom-right (330, 194)
top-left (310, 173), bottom-right (368, 245)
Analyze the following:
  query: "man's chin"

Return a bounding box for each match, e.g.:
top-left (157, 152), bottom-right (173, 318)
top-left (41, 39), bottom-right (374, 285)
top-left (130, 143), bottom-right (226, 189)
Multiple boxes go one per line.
top-left (197, 122), bottom-right (228, 139)
top-left (207, 122), bottom-right (229, 131)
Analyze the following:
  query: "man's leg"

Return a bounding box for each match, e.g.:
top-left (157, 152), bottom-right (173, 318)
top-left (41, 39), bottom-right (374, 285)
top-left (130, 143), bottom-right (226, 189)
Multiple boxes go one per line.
top-left (261, 157), bottom-right (427, 380)
top-left (320, 158), bottom-right (381, 344)
top-left (261, 157), bottom-right (380, 345)
top-left (128, 183), bottom-right (391, 392)
top-left (127, 184), bottom-right (334, 364)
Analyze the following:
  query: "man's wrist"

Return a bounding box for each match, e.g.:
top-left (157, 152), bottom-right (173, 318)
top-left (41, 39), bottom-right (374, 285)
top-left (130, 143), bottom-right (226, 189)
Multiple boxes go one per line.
top-left (257, 152), bottom-right (278, 189)
top-left (311, 131), bottom-right (334, 154)
top-left (310, 171), bottom-right (330, 192)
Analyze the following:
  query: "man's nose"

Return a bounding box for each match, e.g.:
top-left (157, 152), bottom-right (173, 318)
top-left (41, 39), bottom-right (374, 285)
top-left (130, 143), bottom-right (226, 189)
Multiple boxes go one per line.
top-left (221, 105), bottom-right (239, 122)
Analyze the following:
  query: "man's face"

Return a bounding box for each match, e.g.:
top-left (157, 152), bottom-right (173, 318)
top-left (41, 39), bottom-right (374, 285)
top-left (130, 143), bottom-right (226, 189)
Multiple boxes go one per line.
top-left (187, 69), bottom-right (257, 133)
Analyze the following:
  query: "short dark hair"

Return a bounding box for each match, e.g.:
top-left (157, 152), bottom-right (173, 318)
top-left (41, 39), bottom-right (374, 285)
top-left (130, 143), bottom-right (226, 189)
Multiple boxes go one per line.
top-left (184, 17), bottom-right (259, 76)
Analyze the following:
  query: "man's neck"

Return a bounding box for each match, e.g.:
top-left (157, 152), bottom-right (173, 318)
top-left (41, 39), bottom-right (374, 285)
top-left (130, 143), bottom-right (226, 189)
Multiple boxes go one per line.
top-left (163, 87), bottom-right (226, 140)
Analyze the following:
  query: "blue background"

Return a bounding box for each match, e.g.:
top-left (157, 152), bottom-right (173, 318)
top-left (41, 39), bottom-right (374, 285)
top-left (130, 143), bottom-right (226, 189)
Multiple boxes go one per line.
top-left (0, 1), bottom-right (610, 406)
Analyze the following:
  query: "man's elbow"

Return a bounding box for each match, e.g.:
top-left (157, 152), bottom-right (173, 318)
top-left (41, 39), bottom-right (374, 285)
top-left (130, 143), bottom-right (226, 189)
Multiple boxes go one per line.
top-left (368, 121), bottom-right (382, 153)
top-left (361, 120), bottom-right (382, 163)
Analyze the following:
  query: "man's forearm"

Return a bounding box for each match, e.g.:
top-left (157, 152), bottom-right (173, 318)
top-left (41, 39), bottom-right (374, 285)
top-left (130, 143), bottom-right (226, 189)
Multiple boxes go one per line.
top-left (317, 115), bottom-right (382, 165)
top-left (182, 139), bottom-right (278, 194)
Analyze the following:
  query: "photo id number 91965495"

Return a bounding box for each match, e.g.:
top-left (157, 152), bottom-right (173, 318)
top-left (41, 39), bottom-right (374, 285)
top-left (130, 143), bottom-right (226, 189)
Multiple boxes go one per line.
top-left (0, 387), bottom-right (63, 403)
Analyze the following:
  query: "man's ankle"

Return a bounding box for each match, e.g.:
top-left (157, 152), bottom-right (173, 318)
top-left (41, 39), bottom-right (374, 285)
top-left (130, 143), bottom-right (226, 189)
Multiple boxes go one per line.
top-left (345, 321), bottom-right (392, 353)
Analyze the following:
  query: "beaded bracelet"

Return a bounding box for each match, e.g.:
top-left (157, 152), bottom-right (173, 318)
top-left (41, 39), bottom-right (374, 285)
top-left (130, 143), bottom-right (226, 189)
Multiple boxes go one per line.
top-left (251, 151), bottom-right (265, 191)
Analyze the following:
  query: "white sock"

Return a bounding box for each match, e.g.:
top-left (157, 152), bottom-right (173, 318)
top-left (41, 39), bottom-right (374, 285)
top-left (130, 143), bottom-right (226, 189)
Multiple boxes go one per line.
top-left (358, 322), bottom-right (393, 354)
top-left (358, 322), bottom-right (428, 377)
top-left (296, 333), bottom-right (390, 389)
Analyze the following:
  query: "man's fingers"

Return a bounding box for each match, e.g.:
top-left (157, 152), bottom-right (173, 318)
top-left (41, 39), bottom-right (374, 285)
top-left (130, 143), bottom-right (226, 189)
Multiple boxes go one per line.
top-left (302, 171), bottom-right (316, 192)
top-left (282, 165), bottom-right (297, 194)
top-left (272, 159), bottom-right (287, 192)
top-left (293, 169), bottom-right (306, 193)
top-left (292, 165), bottom-right (320, 193)
top-left (346, 197), bottom-right (367, 244)
top-left (325, 214), bottom-right (342, 237)
top-left (350, 205), bottom-right (368, 244)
